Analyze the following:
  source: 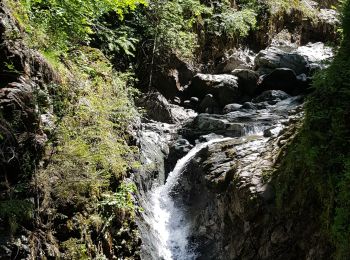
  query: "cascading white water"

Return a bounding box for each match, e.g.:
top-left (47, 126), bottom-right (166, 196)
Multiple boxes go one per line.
top-left (146, 138), bottom-right (232, 260)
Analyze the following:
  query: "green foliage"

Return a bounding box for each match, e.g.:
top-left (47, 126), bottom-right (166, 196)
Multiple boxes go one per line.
top-left (208, 6), bottom-right (257, 38)
top-left (146, 0), bottom-right (212, 59)
top-left (34, 47), bottom-right (140, 258)
top-left (61, 238), bottom-right (90, 260)
top-left (0, 200), bottom-right (33, 234)
top-left (8, 0), bottom-right (146, 55)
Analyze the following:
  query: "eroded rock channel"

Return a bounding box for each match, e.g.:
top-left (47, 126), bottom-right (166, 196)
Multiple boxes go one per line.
top-left (134, 41), bottom-right (333, 259)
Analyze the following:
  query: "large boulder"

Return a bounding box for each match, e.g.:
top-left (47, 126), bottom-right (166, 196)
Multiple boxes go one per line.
top-left (255, 42), bottom-right (334, 76)
top-left (254, 47), bottom-right (309, 75)
top-left (215, 48), bottom-right (256, 73)
top-left (136, 91), bottom-right (197, 124)
top-left (231, 69), bottom-right (259, 99)
top-left (256, 68), bottom-right (310, 95)
top-left (152, 55), bottom-right (197, 99)
top-left (185, 73), bottom-right (240, 107)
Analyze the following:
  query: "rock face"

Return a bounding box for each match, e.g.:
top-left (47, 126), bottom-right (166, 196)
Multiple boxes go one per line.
top-left (170, 110), bottom-right (330, 259)
top-left (0, 6), bottom-right (58, 192)
top-left (151, 55), bottom-right (197, 99)
top-left (301, 8), bottom-right (340, 44)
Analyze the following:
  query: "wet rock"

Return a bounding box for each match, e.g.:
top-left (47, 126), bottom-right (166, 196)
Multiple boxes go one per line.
top-left (223, 103), bottom-right (242, 114)
top-left (198, 133), bottom-right (224, 143)
top-left (198, 94), bottom-right (220, 114)
top-left (185, 73), bottom-right (240, 107)
top-left (264, 124), bottom-right (284, 138)
top-left (171, 110), bottom-right (312, 260)
top-left (166, 138), bottom-right (193, 173)
top-left (134, 121), bottom-right (177, 192)
top-left (182, 95), bottom-right (303, 139)
top-left (253, 90), bottom-right (290, 104)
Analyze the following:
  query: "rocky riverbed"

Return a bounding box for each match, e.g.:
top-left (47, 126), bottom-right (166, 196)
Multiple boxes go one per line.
top-left (134, 38), bottom-right (333, 259)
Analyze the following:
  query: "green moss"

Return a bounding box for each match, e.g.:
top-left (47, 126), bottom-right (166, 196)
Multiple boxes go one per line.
top-left (0, 200), bottom-right (34, 234)
top-left (272, 1), bottom-right (350, 258)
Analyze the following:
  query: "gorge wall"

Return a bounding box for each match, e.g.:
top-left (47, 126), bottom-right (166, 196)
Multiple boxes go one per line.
top-left (1, 0), bottom-right (349, 259)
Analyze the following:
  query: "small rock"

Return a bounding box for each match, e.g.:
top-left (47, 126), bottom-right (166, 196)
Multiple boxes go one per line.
top-left (223, 103), bottom-right (242, 114)
top-left (241, 102), bottom-right (257, 110)
top-left (198, 94), bottom-right (220, 114)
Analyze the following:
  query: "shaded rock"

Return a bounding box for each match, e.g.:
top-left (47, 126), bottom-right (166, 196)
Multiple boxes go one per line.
top-left (136, 91), bottom-right (197, 124)
top-left (198, 94), bottom-right (220, 114)
top-left (152, 55), bottom-right (197, 99)
top-left (173, 96), bottom-right (181, 105)
top-left (190, 97), bottom-right (199, 104)
top-left (231, 69), bottom-right (259, 99)
top-left (185, 73), bottom-right (240, 107)
top-left (301, 8), bottom-right (340, 44)
top-left (257, 68), bottom-right (308, 95)
top-left (183, 100), bottom-right (192, 108)
top-left (223, 103), bottom-right (242, 114)
top-left (165, 138), bottom-right (193, 173)
top-left (241, 102), bottom-right (257, 110)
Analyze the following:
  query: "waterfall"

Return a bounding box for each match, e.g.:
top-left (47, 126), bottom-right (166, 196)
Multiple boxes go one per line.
top-left (143, 138), bottom-right (232, 260)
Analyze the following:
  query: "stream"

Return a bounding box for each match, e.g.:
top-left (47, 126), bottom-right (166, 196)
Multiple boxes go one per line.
top-left (134, 41), bottom-right (334, 260)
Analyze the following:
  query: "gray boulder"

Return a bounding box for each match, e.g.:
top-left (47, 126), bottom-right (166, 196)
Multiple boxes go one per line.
top-left (223, 103), bottom-right (242, 114)
top-left (255, 46), bottom-right (309, 75)
top-left (186, 73), bottom-right (240, 107)
top-left (136, 91), bottom-right (197, 124)
top-left (215, 48), bottom-right (256, 73)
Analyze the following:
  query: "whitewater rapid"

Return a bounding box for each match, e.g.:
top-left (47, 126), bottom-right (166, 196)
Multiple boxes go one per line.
top-left (147, 138), bottom-right (232, 260)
